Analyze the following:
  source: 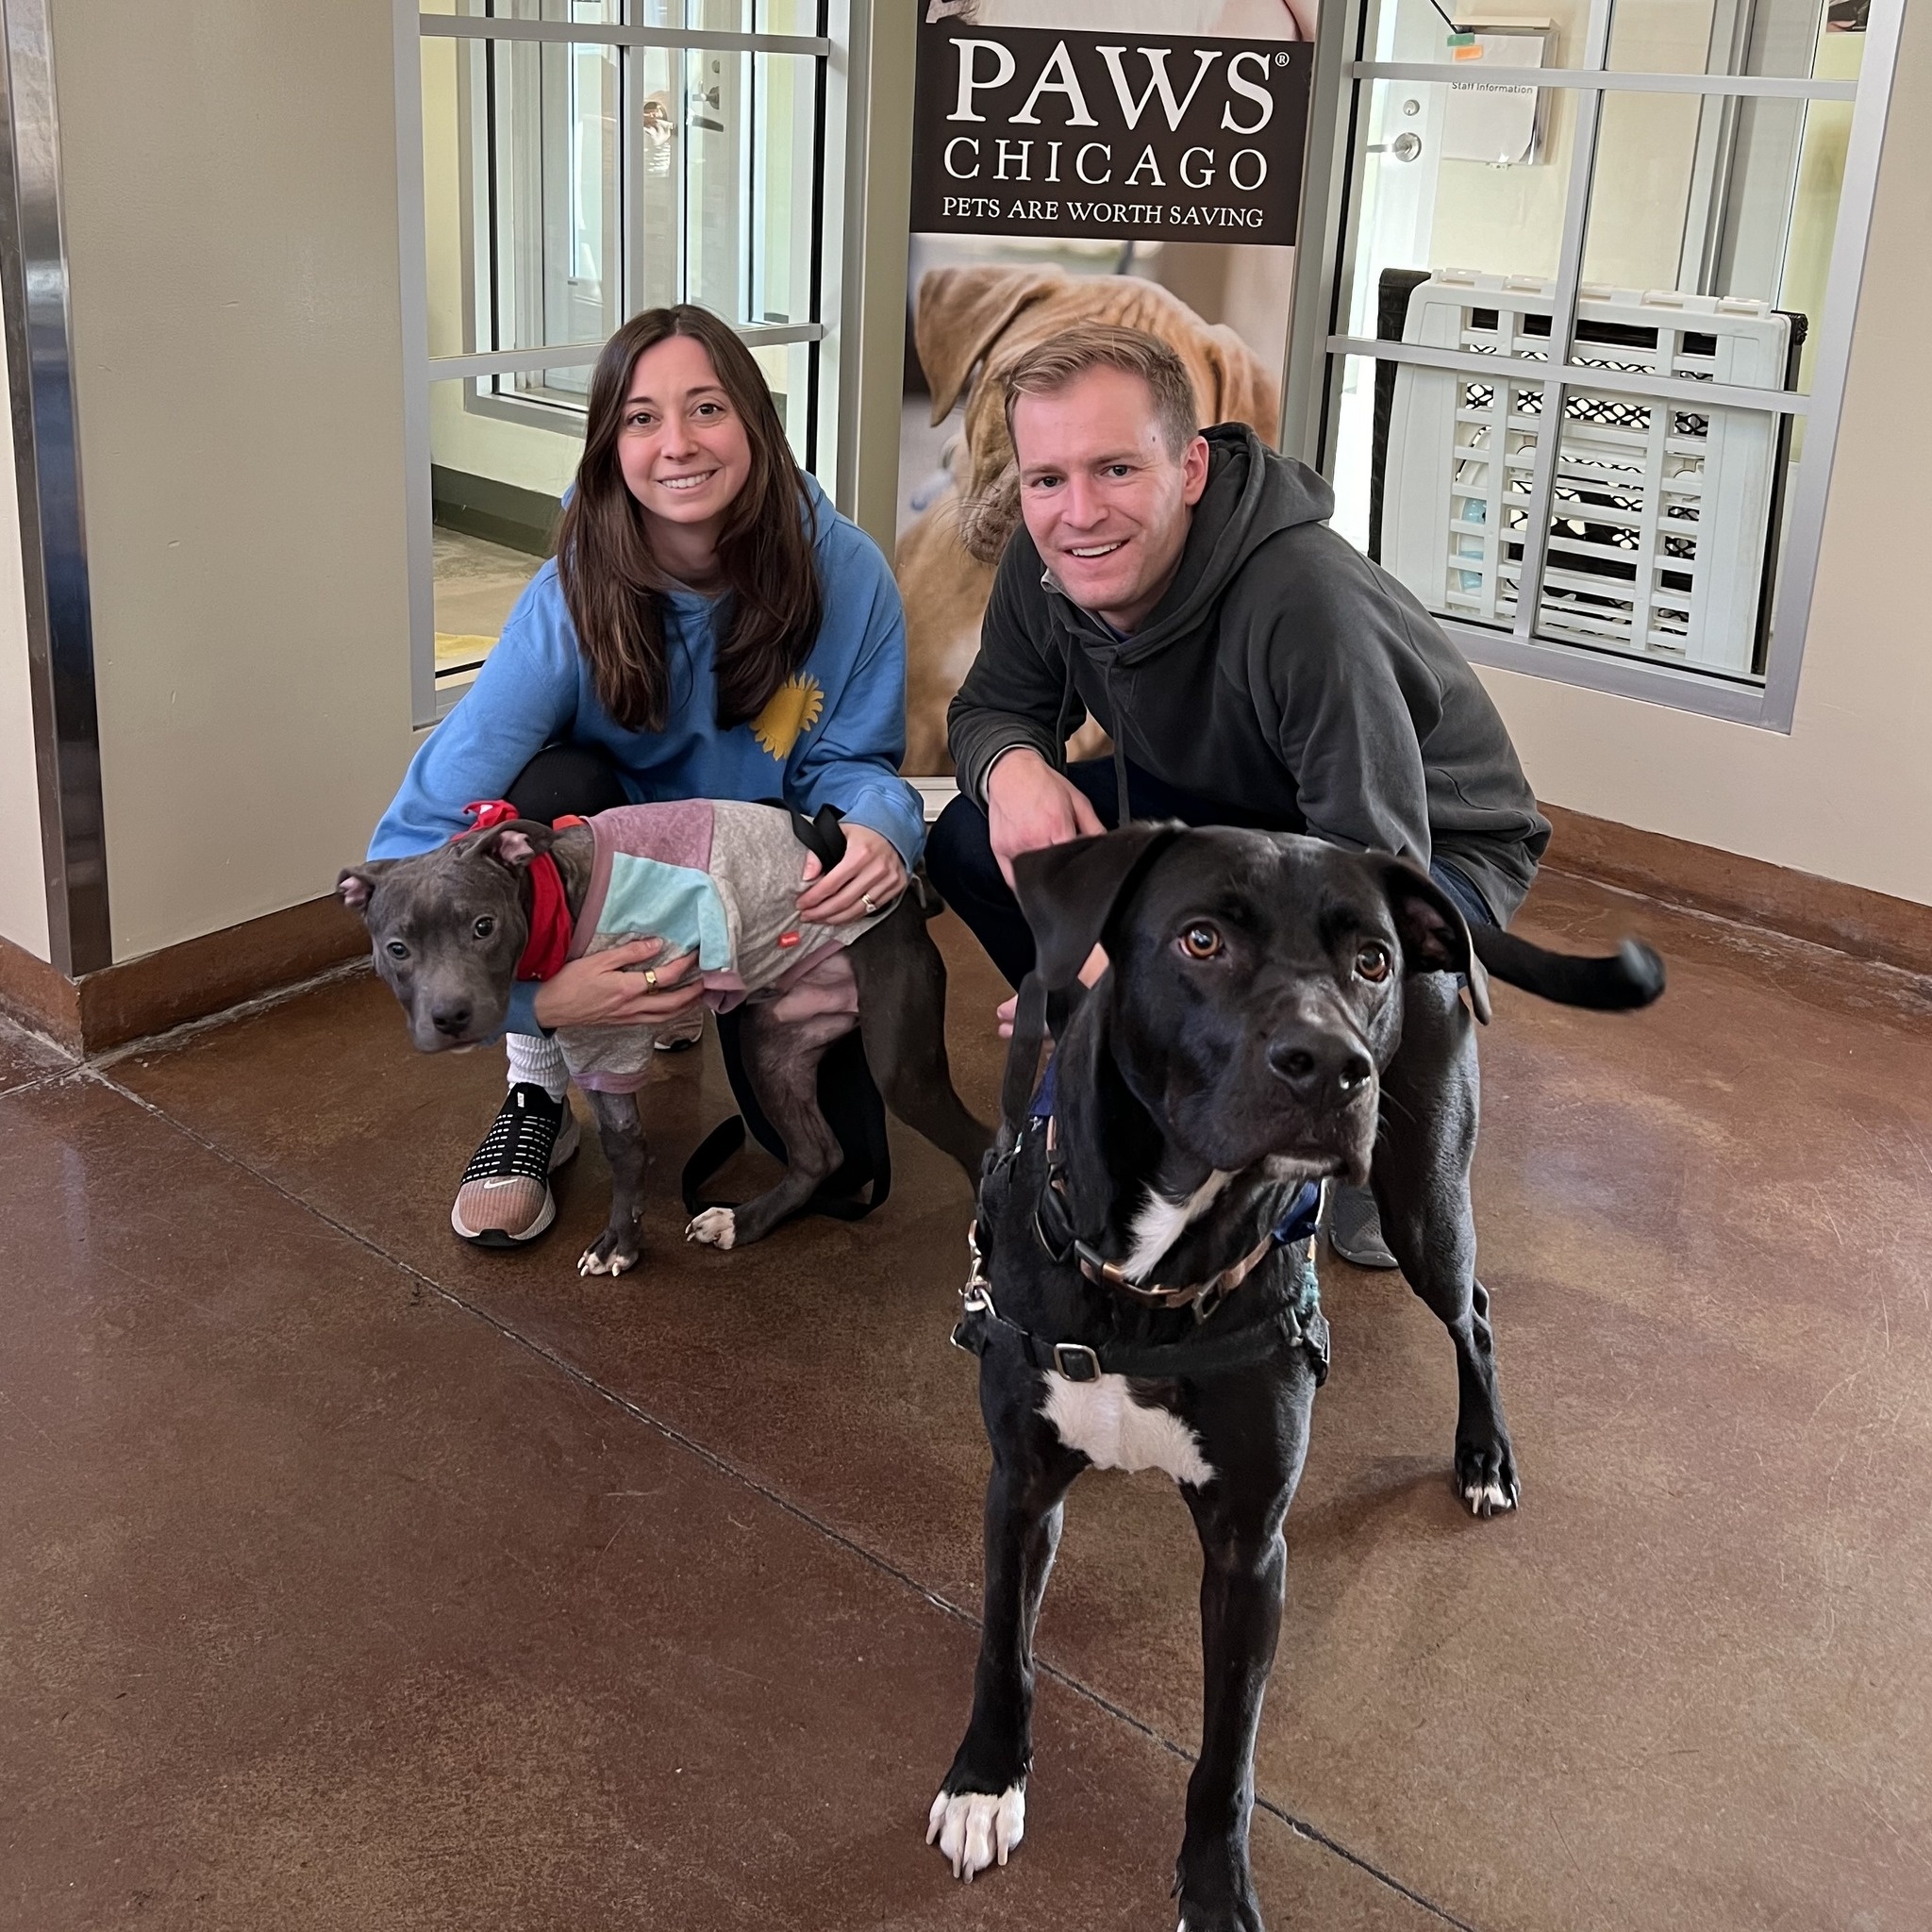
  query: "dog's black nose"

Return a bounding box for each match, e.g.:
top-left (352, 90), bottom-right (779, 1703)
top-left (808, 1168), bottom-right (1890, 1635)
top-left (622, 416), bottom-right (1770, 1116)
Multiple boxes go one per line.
top-left (1267, 1025), bottom-right (1374, 1105)
top-left (431, 1003), bottom-right (473, 1038)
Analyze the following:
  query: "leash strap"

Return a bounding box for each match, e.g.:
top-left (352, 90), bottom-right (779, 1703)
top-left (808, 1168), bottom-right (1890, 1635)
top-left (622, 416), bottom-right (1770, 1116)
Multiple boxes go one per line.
top-left (678, 1114), bottom-right (885, 1223)
top-left (995, 971), bottom-right (1051, 1158)
top-left (680, 1015), bottom-right (891, 1224)
top-left (677, 803), bottom-right (894, 1225)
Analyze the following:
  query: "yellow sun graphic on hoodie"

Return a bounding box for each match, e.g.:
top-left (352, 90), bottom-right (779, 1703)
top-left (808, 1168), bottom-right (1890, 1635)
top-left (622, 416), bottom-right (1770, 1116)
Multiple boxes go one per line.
top-left (750, 674), bottom-right (824, 760)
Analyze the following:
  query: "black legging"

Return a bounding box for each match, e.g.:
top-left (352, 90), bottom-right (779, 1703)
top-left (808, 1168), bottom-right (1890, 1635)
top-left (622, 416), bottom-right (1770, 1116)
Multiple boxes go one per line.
top-left (924, 756), bottom-right (1496, 991)
top-left (505, 743), bottom-right (630, 823)
top-left (924, 757), bottom-right (1298, 990)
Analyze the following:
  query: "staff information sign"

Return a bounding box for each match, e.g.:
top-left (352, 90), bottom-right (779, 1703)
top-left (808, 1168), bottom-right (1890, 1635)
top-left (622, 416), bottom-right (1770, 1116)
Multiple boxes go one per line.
top-left (908, 20), bottom-right (1313, 244)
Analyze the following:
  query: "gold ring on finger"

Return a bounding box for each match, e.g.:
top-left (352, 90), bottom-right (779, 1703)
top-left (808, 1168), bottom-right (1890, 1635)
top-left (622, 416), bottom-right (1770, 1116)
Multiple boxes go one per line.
top-left (861, 895), bottom-right (876, 915)
top-left (643, 969), bottom-right (658, 989)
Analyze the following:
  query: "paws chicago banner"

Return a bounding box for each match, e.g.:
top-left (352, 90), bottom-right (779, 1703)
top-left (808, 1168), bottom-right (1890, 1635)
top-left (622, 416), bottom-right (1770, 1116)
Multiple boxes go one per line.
top-left (894, 1), bottom-right (1317, 774)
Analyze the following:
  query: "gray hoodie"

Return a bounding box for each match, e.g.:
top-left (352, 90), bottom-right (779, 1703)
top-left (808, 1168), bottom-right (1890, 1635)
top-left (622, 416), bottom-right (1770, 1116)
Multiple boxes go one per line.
top-left (946, 425), bottom-right (1551, 923)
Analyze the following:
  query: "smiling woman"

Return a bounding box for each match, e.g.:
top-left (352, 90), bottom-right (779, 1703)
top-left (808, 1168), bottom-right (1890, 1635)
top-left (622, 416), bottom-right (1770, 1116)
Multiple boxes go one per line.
top-left (558, 310), bottom-right (824, 738)
top-left (366, 305), bottom-right (923, 1252)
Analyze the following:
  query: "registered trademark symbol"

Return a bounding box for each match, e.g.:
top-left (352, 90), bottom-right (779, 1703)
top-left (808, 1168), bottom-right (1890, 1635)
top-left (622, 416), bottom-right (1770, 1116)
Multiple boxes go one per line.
top-left (1274, 49), bottom-right (1290, 65)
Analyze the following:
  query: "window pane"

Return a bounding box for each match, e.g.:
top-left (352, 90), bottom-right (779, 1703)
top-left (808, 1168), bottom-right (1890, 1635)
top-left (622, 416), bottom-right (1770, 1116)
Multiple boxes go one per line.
top-left (421, 32), bottom-right (621, 360)
top-left (441, 0), bottom-right (622, 20)
top-left (1360, 0), bottom-right (1562, 74)
top-left (429, 376), bottom-right (576, 690)
top-left (1536, 380), bottom-right (1788, 676)
top-left (1582, 88), bottom-right (1853, 393)
top-left (421, 32), bottom-right (471, 359)
top-left (750, 341), bottom-right (815, 468)
top-left (1606, 0), bottom-right (1850, 80)
top-left (1341, 78), bottom-right (1573, 342)
top-left (647, 46), bottom-right (819, 327)
top-left (632, 2), bottom-right (822, 29)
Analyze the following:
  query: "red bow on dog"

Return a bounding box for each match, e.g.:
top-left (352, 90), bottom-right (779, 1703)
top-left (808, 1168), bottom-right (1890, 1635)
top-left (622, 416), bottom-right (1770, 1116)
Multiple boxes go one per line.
top-left (460, 800), bottom-right (585, 982)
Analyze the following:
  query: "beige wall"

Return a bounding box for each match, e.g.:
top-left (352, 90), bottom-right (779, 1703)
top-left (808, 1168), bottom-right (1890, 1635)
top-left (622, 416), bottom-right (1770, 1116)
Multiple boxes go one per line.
top-left (1476, 4), bottom-right (1932, 910)
top-left (50, 0), bottom-right (419, 961)
top-left (0, 325), bottom-right (48, 960)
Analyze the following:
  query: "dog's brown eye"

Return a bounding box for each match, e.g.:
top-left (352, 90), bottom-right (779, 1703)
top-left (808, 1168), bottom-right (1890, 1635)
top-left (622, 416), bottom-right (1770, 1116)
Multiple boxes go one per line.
top-left (1179, 924), bottom-right (1222, 960)
top-left (473, 917), bottom-right (495, 939)
top-left (1356, 941), bottom-right (1391, 983)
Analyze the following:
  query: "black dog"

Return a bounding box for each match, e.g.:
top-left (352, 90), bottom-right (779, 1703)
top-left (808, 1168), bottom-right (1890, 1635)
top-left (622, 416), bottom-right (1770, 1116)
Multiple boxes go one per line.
top-left (929, 824), bottom-right (1662, 1927)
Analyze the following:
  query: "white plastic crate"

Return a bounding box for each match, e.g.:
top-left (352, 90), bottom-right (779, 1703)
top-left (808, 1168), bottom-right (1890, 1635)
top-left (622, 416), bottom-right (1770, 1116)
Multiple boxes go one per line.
top-left (1381, 272), bottom-right (1792, 675)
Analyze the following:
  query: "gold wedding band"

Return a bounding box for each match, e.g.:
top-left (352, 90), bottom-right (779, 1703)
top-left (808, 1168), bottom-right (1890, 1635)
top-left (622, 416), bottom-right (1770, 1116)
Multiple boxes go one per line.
top-left (643, 968), bottom-right (658, 989)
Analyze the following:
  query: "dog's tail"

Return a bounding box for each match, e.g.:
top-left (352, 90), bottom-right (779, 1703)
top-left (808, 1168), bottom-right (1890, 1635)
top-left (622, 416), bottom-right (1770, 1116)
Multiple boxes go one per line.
top-left (1470, 927), bottom-right (1666, 1010)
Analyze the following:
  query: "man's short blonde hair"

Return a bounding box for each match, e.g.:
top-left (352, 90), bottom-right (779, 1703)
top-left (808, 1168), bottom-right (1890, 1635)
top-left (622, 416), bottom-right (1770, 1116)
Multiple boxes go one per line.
top-left (1002, 323), bottom-right (1200, 459)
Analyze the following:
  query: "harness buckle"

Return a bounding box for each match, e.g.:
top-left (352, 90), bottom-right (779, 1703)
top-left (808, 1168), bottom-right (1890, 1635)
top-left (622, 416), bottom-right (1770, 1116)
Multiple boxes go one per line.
top-left (1051, 1341), bottom-right (1103, 1383)
top-left (962, 1220), bottom-right (991, 1295)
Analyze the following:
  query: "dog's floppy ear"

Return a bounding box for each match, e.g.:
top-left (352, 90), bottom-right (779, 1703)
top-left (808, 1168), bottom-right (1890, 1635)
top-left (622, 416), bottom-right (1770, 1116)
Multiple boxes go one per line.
top-left (1012, 824), bottom-right (1183, 991)
top-left (1376, 856), bottom-right (1491, 1024)
top-left (336, 863), bottom-right (391, 914)
top-left (462, 820), bottom-right (556, 870)
top-left (1197, 325), bottom-right (1281, 441)
top-left (915, 263), bottom-right (1066, 425)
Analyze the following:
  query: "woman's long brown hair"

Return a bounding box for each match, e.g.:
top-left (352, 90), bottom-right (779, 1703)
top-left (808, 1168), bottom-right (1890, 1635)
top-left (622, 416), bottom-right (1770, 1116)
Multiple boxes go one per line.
top-left (555, 306), bottom-right (823, 733)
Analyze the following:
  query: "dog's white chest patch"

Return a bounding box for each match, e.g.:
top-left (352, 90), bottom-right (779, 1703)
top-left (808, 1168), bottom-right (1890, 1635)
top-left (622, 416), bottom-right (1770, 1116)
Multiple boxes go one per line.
top-left (1041, 1375), bottom-right (1215, 1488)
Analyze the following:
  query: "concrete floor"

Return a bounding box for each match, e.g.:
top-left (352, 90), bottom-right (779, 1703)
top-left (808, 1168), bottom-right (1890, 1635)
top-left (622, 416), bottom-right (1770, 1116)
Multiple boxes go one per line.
top-left (4, 874), bottom-right (1931, 1931)
top-left (432, 527), bottom-right (539, 676)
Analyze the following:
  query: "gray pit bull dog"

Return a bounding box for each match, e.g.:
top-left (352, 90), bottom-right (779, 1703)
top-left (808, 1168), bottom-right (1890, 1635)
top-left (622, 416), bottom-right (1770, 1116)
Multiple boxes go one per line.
top-left (339, 804), bottom-right (991, 1277)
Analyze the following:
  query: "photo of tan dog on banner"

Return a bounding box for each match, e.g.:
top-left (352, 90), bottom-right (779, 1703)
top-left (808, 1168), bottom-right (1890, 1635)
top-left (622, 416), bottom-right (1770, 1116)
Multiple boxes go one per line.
top-left (897, 265), bottom-right (1282, 774)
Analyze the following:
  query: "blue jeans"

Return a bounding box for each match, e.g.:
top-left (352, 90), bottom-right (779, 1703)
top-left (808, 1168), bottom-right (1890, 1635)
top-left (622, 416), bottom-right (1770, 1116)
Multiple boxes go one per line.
top-left (924, 756), bottom-right (1495, 991)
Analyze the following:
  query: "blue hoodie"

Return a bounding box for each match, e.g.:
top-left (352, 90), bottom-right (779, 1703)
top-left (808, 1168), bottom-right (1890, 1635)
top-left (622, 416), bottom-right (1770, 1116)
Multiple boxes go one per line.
top-left (371, 475), bottom-right (924, 1037)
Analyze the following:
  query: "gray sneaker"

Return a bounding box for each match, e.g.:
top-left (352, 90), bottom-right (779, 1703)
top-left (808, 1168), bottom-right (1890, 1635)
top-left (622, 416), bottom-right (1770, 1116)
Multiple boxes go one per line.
top-left (451, 1083), bottom-right (581, 1247)
top-left (1323, 1181), bottom-right (1399, 1271)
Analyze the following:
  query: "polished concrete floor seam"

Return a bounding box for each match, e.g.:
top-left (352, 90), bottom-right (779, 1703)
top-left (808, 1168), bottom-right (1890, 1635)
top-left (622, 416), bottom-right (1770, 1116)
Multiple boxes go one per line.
top-left (0, 1062), bottom-right (82, 1102)
top-left (85, 1061), bottom-right (1491, 1932)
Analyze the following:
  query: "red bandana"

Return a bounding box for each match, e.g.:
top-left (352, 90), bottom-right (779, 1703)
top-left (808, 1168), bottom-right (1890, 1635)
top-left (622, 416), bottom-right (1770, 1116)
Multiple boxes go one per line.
top-left (460, 800), bottom-right (586, 982)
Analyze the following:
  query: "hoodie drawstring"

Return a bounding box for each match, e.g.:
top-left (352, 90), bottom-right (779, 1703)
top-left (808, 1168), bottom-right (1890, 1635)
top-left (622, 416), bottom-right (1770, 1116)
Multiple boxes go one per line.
top-left (1108, 673), bottom-right (1132, 830)
top-left (1053, 639), bottom-right (1135, 831)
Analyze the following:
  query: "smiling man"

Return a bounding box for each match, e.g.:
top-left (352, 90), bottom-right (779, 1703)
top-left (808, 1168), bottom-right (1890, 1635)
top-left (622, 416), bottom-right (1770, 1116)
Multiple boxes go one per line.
top-left (924, 323), bottom-right (1551, 1269)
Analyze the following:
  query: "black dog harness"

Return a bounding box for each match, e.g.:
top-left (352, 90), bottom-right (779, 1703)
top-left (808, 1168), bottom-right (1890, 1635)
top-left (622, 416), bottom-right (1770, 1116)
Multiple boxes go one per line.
top-left (951, 1213), bottom-right (1329, 1387)
top-left (952, 974), bottom-right (1329, 1387)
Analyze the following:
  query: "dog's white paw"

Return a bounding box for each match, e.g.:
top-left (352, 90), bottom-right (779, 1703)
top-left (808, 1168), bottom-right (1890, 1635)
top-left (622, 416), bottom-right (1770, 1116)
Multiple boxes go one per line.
top-left (577, 1245), bottom-right (636, 1278)
top-left (685, 1208), bottom-right (737, 1250)
top-left (1462, 1477), bottom-right (1517, 1517)
top-left (926, 1783), bottom-right (1024, 1881)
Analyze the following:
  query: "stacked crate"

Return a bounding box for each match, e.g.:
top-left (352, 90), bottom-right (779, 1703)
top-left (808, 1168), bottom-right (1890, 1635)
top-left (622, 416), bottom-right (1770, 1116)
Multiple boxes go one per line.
top-left (1381, 271), bottom-right (1792, 675)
